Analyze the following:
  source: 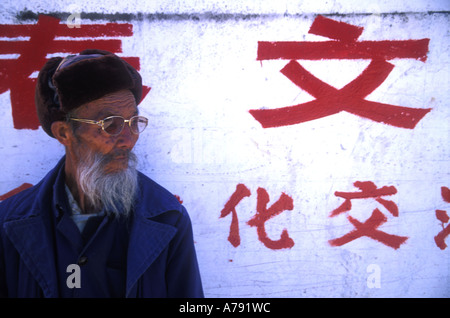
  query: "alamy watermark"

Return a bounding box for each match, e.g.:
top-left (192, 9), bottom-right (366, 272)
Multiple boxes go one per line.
top-left (366, 264), bottom-right (381, 289)
top-left (66, 262), bottom-right (382, 291)
top-left (66, 264), bottom-right (81, 289)
top-left (66, 4), bottom-right (81, 28)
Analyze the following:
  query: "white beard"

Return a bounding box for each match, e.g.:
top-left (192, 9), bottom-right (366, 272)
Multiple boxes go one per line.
top-left (76, 149), bottom-right (138, 218)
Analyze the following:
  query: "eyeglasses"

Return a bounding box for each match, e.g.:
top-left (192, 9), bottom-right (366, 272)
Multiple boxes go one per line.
top-left (68, 115), bottom-right (148, 136)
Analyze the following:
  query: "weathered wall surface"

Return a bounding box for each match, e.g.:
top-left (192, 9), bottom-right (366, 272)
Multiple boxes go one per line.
top-left (0, 0), bottom-right (449, 297)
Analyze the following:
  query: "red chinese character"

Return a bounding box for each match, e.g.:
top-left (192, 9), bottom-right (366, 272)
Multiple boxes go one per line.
top-left (247, 187), bottom-right (295, 250)
top-left (0, 15), bottom-right (150, 130)
top-left (328, 181), bottom-right (408, 249)
top-left (220, 183), bottom-right (251, 247)
top-left (330, 181), bottom-right (398, 217)
top-left (250, 15), bottom-right (431, 129)
top-left (220, 184), bottom-right (294, 249)
top-left (434, 186), bottom-right (450, 250)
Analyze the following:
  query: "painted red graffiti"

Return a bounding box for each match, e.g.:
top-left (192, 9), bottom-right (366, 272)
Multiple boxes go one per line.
top-left (0, 183), bottom-right (33, 201)
top-left (220, 183), bottom-right (251, 247)
top-left (434, 186), bottom-right (450, 250)
top-left (328, 181), bottom-right (408, 249)
top-left (331, 181), bottom-right (398, 217)
top-left (250, 15), bottom-right (431, 129)
top-left (220, 184), bottom-right (294, 250)
top-left (247, 187), bottom-right (295, 249)
top-left (0, 14), bottom-right (150, 130)
top-left (174, 195), bottom-right (184, 204)
top-left (329, 208), bottom-right (408, 249)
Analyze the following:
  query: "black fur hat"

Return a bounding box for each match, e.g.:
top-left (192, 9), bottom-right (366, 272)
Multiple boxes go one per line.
top-left (35, 49), bottom-right (143, 137)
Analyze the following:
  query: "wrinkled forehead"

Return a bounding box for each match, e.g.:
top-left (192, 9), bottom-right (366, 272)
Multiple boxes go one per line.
top-left (74, 89), bottom-right (137, 119)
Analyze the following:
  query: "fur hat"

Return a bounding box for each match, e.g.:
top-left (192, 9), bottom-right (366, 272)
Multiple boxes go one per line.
top-left (35, 49), bottom-right (143, 137)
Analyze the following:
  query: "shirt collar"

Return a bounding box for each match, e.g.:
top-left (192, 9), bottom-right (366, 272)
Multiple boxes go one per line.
top-left (65, 184), bottom-right (105, 232)
top-left (64, 184), bottom-right (84, 216)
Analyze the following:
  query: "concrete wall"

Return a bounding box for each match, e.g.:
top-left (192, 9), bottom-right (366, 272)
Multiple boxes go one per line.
top-left (0, 0), bottom-right (449, 297)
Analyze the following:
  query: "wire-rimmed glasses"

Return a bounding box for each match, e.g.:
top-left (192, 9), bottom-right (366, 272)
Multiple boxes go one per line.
top-left (68, 115), bottom-right (148, 136)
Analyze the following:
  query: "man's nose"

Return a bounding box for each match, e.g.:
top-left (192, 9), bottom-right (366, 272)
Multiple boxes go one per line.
top-left (116, 123), bottom-right (138, 149)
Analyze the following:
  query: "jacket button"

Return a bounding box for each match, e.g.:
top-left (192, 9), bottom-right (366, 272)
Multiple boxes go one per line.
top-left (55, 204), bottom-right (64, 218)
top-left (78, 256), bottom-right (88, 266)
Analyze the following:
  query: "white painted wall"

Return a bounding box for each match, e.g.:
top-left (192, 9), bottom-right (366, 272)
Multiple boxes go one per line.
top-left (0, 0), bottom-right (449, 297)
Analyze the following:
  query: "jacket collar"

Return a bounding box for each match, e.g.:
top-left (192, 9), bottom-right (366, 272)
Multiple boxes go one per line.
top-left (125, 172), bottom-right (183, 296)
top-left (4, 156), bottom-right (183, 297)
top-left (4, 214), bottom-right (59, 297)
top-left (125, 212), bottom-right (178, 297)
top-left (3, 157), bottom-right (66, 297)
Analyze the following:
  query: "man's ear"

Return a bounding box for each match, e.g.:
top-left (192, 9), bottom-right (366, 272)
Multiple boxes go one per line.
top-left (51, 121), bottom-right (73, 146)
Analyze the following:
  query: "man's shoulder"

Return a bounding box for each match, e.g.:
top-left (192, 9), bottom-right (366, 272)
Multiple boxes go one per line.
top-left (0, 158), bottom-right (63, 222)
top-left (0, 182), bottom-right (42, 221)
top-left (137, 172), bottom-right (185, 216)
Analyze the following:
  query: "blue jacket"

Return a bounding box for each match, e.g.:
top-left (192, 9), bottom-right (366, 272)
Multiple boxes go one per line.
top-left (0, 157), bottom-right (203, 298)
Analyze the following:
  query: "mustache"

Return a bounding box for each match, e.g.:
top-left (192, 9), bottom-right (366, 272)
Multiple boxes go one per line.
top-left (99, 149), bottom-right (137, 167)
top-left (104, 149), bottom-right (131, 160)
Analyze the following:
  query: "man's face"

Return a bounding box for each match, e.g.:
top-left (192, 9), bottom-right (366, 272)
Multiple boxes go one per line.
top-left (68, 89), bottom-right (139, 173)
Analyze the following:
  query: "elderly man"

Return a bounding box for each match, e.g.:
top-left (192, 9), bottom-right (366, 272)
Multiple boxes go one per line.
top-left (0, 50), bottom-right (203, 297)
